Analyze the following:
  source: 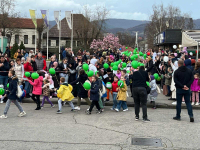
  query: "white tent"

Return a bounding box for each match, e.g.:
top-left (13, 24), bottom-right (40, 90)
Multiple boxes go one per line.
top-left (182, 30), bottom-right (200, 60)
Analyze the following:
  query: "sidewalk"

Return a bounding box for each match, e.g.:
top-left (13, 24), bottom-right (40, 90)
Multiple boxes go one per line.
top-left (21, 90), bottom-right (200, 110)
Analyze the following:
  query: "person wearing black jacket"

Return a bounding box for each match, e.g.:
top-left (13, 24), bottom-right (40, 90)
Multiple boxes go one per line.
top-left (0, 56), bottom-right (10, 88)
top-left (5, 47), bottom-right (11, 58)
top-left (146, 56), bottom-right (156, 75)
top-left (173, 60), bottom-right (194, 122)
top-left (0, 70), bottom-right (26, 119)
top-left (31, 55), bottom-right (37, 71)
top-left (132, 66), bottom-right (150, 122)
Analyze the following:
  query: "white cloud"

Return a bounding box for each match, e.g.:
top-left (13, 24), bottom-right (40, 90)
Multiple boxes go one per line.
top-left (109, 10), bottom-right (148, 20)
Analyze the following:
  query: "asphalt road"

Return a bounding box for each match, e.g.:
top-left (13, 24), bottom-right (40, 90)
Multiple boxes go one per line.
top-left (0, 103), bottom-right (199, 150)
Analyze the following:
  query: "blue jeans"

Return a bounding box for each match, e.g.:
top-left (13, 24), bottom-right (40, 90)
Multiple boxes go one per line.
top-left (112, 93), bottom-right (118, 109)
top-left (176, 88), bottom-right (193, 118)
top-left (167, 85), bottom-right (171, 95)
top-left (0, 75), bottom-right (8, 89)
top-left (117, 101), bottom-right (128, 110)
top-left (24, 81), bottom-right (31, 94)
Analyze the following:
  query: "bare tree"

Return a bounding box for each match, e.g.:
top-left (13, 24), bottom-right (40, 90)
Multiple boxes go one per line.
top-left (116, 32), bottom-right (135, 47)
top-left (145, 4), bottom-right (194, 48)
top-left (75, 5), bottom-right (109, 49)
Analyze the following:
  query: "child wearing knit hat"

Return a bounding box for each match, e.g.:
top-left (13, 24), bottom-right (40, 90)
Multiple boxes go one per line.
top-left (148, 75), bottom-right (158, 109)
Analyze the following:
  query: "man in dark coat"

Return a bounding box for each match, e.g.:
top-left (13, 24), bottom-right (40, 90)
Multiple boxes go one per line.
top-left (0, 56), bottom-right (10, 88)
top-left (146, 56), bottom-right (156, 75)
top-left (5, 47), bottom-right (11, 58)
top-left (173, 60), bottom-right (194, 122)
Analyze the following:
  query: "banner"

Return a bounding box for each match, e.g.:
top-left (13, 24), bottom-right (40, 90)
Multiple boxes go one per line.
top-left (54, 11), bottom-right (60, 30)
top-left (41, 10), bottom-right (48, 27)
top-left (29, 9), bottom-right (37, 28)
top-left (65, 11), bottom-right (72, 29)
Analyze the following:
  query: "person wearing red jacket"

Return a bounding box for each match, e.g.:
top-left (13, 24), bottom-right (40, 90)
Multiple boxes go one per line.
top-left (111, 76), bottom-right (119, 110)
top-left (23, 57), bottom-right (33, 98)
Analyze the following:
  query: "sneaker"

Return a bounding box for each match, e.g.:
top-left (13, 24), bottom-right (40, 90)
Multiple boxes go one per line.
top-left (161, 89), bottom-right (163, 91)
top-left (143, 118), bottom-right (150, 122)
top-left (135, 117), bottom-right (139, 121)
top-left (97, 110), bottom-right (102, 114)
top-left (172, 101), bottom-right (177, 105)
top-left (110, 108), bottom-right (114, 111)
top-left (50, 96), bottom-right (52, 99)
top-left (101, 109), bottom-right (104, 112)
top-left (85, 110), bottom-right (91, 115)
top-left (71, 109), bottom-right (74, 111)
top-left (106, 99), bottom-right (110, 102)
top-left (173, 117), bottom-right (181, 121)
top-left (123, 109), bottom-right (128, 112)
top-left (0, 114), bottom-right (7, 119)
top-left (74, 106), bottom-right (80, 111)
top-left (115, 108), bottom-right (119, 112)
top-left (87, 107), bottom-right (90, 111)
top-left (0, 100), bottom-right (3, 103)
top-left (168, 97), bottom-right (174, 100)
top-left (195, 102), bottom-right (199, 106)
top-left (182, 102), bottom-right (185, 104)
top-left (41, 106), bottom-right (43, 109)
top-left (191, 102), bottom-right (195, 105)
top-left (190, 117), bottom-right (194, 122)
top-left (56, 110), bottom-right (62, 114)
top-left (18, 111), bottom-right (26, 117)
top-left (51, 105), bottom-right (55, 108)
top-left (152, 107), bottom-right (157, 109)
top-left (35, 108), bottom-right (41, 110)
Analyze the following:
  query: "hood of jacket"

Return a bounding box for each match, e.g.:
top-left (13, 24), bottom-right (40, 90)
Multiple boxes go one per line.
top-left (38, 76), bottom-right (43, 82)
top-left (61, 82), bottom-right (69, 89)
top-left (184, 59), bottom-right (192, 66)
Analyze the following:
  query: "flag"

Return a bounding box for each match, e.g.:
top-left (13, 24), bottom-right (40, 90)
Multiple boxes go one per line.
top-left (41, 10), bottom-right (48, 27)
top-left (54, 11), bottom-right (60, 30)
top-left (65, 11), bottom-right (72, 29)
top-left (29, 9), bottom-right (37, 28)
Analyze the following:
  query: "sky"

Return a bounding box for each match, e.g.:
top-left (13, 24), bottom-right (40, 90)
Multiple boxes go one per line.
top-left (15, 0), bottom-right (200, 21)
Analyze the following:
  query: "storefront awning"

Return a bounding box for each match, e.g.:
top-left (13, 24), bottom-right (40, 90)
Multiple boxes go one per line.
top-left (182, 30), bottom-right (200, 47)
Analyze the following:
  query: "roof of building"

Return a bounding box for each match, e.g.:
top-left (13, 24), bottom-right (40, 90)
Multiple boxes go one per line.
top-left (49, 14), bottom-right (91, 38)
top-left (0, 14), bottom-right (44, 29)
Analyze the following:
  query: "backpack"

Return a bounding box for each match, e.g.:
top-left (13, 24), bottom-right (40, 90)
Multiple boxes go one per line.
top-left (17, 85), bottom-right (23, 98)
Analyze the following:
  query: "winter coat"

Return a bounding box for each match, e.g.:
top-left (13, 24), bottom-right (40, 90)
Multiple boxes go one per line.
top-left (7, 76), bottom-right (18, 100)
top-left (190, 78), bottom-right (200, 92)
top-left (52, 67), bottom-right (60, 88)
top-left (68, 68), bottom-right (76, 83)
top-left (184, 59), bottom-right (193, 71)
top-left (149, 79), bottom-right (158, 97)
top-left (70, 74), bottom-right (89, 98)
top-left (165, 72), bottom-right (172, 85)
top-left (35, 57), bottom-right (47, 70)
top-left (117, 81), bottom-right (127, 101)
top-left (14, 63), bottom-right (24, 83)
top-left (28, 76), bottom-right (43, 95)
top-left (42, 83), bottom-right (50, 96)
top-left (57, 83), bottom-right (74, 101)
top-left (31, 61), bottom-right (37, 71)
top-left (90, 80), bottom-right (99, 101)
top-left (23, 62), bottom-right (33, 80)
top-left (146, 60), bottom-right (156, 74)
top-left (104, 73), bottom-right (114, 84)
top-left (0, 60), bottom-right (10, 76)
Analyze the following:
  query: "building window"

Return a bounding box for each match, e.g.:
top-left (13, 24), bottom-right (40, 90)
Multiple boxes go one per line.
top-left (6, 34), bottom-right (11, 44)
top-left (15, 35), bottom-right (19, 44)
top-left (24, 35), bottom-right (28, 44)
top-left (48, 40), bottom-right (51, 46)
top-left (32, 35), bottom-right (35, 44)
top-left (77, 41), bottom-right (80, 47)
top-left (56, 39), bottom-right (59, 46)
top-left (73, 41), bottom-right (76, 47)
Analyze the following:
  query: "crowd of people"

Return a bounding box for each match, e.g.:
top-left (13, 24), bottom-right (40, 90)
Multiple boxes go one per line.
top-left (0, 46), bottom-right (197, 122)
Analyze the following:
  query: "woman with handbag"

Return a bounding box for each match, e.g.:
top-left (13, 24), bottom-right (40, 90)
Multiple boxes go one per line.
top-left (132, 66), bottom-right (150, 122)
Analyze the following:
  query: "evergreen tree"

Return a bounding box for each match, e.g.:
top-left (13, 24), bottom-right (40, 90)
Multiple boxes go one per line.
top-left (19, 41), bottom-right (25, 50)
top-left (11, 43), bottom-right (19, 58)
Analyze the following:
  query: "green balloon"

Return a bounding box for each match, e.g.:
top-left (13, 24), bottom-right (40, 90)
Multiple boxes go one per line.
top-left (118, 80), bottom-right (124, 88)
top-left (106, 82), bottom-right (112, 89)
top-left (126, 47), bottom-right (128, 49)
top-left (111, 63), bottom-right (114, 67)
top-left (146, 81), bottom-right (150, 87)
top-left (49, 68), bottom-right (56, 75)
top-left (83, 64), bottom-right (89, 71)
top-left (87, 70), bottom-right (94, 77)
top-left (113, 65), bottom-right (118, 71)
top-left (114, 62), bottom-right (118, 66)
top-left (139, 52), bottom-right (143, 56)
top-left (131, 56), bottom-right (135, 61)
top-left (119, 59), bottom-right (122, 63)
top-left (0, 88), bottom-right (4, 95)
top-left (153, 73), bottom-right (159, 80)
top-left (83, 82), bottom-right (91, 90)
top-left (122, 62), bottom-right (127, 68)
top-left (140, 63), bottom-right (145, 67)
top-left (25, 72), bottom-right (30, 77)
top-left (144, 54), bottom-right (147, 59)
top-left (103, 63), bottom-right (109, 69)
top-left (157, 77), bottom-right (161, 81)
top-left (31, 72), bottom-right (39, 79)
top-left (7, 83), bottom-right (9, 88)
top-left (127, 70), bottom-right (130, 73)
top-left (132, 61), bottom-right (138, 69)
top-left (133, 55), bottom-right (138, 59)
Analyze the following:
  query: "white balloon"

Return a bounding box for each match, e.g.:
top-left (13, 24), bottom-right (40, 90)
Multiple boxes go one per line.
top-left (173, 45), bottom-right (177, 49)
top-left (164, 56), bottom-right (169, 62)
top-left (190, 52), bottom-right (193, 56)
